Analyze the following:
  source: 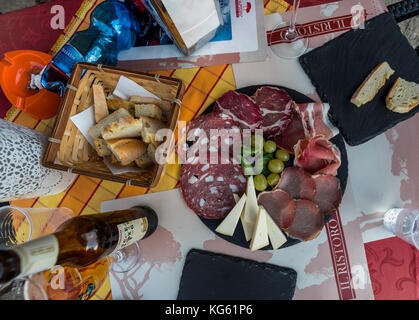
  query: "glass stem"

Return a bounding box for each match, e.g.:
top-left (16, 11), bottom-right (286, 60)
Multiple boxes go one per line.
top-left (286, 0), bottom-right (301, 40)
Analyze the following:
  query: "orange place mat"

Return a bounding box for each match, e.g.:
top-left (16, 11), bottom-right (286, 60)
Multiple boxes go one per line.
top-left (8, 0), bottom-right (290, 300)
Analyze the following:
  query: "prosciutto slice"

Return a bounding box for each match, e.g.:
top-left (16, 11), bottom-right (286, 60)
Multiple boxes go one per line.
top-left (251, 86), bottom-right (294, 138)
top-left (286, 199), bottom-right (323, 241)
top-left (214, 91), bottom-right (263, 132)
top-left (258, 189), bottom-right (296, 229)
top-left (313, 175), bottom-right (342, 216)
top-left (276, 167), bottom-right (316, 201)
top-left (294, 135), bottom-right (341, 176)
top-left (294, 102), bottom-right (339, 140)
top-left (274, 109), bottom-right (306, 154)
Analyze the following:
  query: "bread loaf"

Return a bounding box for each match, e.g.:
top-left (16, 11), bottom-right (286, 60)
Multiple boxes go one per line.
top-left (386, 77), bottom-right (419, 113)
top-left (94, 138), bottom-right (111, 157)
top-left (350, 62), bottom-right (395, 107)
top-left (130, 96), bottom-right (172, 114)
top-left (92, 85), bottom-right (109, 122)
top-left (140, 117), bottom-right (167, 145)
top-left (135, 104), bottom-right (164, 121)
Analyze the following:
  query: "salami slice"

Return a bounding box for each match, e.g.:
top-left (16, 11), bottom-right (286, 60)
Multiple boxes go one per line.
top-left (251, 86), bottom-right (294, 138)
top-left (214, 91), bottom-right (263, 132)
top-left (180, 162), bottom-right (247, 219)
top-left (258, 189), bottom-right (296, 229)
top-left (179, 112), bottom-right (242, 165)
top-left (286, 199), bottom-right (323, 241)
top-left (276, 167), bottom-right (316, 201)
top-left (313, 175), bottom-right (342, 216)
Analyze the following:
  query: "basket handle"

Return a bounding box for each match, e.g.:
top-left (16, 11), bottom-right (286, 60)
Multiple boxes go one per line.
top-left (387, 0), bottom-right (419, 22)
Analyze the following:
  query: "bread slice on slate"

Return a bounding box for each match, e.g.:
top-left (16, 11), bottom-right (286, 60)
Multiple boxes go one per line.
top-left (386, 77), bottom-right (419, 113)
top-left (350, 62), bottom-right (395, 107)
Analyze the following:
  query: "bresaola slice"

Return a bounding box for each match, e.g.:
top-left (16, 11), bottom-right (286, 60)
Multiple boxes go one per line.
top-left (313, 175), bottom-right (342, 216)
top-left (251, 87), bottom-right (294, 138)
top-left (258, 189), bottom-right (296, 229)
top-left (214, 91), bottom-right (263, 132)
top-left (294, 135), bottom-right (341, 176)
top-left (180, 162), bottom-right (247, 219)
top-left (276, 167), bottom-right (316, 201)
top-left (285, 200), bottom-right (323, 241)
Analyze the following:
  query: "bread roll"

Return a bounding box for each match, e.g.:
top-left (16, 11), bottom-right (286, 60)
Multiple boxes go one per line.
top-left (101, 116), bottom-right (143, 140)
top-left (106, 139), bottom-right (147, 166)
top-left (88, 108), bottom-right (130, 139)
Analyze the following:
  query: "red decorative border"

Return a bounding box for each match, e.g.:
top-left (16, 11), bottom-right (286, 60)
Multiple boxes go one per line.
top-left (326, 210), bottom-right (357, 300)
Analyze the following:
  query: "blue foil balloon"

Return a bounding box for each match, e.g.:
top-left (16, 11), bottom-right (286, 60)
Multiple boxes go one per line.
top-left (41, 0), bottom-right (141, 95)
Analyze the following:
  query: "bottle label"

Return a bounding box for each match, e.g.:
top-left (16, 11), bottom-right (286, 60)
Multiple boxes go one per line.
top-left (114, 218), bottom-right (148, 252)
top-left (13, 235), bottom-right (59, 277)
top-left (51, 43), bottom-right (84, 78)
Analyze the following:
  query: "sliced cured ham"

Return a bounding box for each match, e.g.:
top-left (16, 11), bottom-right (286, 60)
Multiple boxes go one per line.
top-left (251, 86), bottom-right (294, 138)
top-left (258, 189), bottom-right (296, 229)
top-left (214, 90), bottom-right (263, 132)
top-left (274, 108), bottom-right (306, 154)
top-left (294, 135), bottom-right (341, 176)
top-left (276, 167), bottom-right (316, 201)
top-left (313, 175), bottom-right (342, 216)
top-left (294, 102), bottom-right (339, 140)
top-left (180, 162), bottom-right (247, 219)
top-left (286, 199), bottom-right (323, 241)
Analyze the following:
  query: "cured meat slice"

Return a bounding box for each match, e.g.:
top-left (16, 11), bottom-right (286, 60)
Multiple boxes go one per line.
top-left (313, 175), bottom-right (342, 216)
top-left (251, 87), bottom-right (294, 138)
top-left (294, 102), bottom-right (339, 140)
top-left (274, 108), bottom-right (306, 154)
top-left (179, 112), bottom-right (242, 165)
top-left (180, 162), bottom-right (247, 219)
top-left (214, 91), bottom-right (263, 132)
top-left (276, 167), bottom-right (316, 201)
top-left (294, 135), bottom-right (341, 176)
top-left (286, 199), bottom-right (323, 241)
top-left (258, 189), bottom-right (296, 229)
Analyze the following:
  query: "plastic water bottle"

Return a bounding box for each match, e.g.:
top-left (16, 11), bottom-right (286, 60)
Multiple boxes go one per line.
top-left (39, 0), bottom-right (141, 95)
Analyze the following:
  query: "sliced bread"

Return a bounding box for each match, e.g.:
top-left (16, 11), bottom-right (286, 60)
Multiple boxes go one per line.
top-left (94, 138), bottom-right (111, 157)
top-left (386, 77), bottom-right (419, 113)
top-left (88, 108), bottom-right (130, 139)
top-left (101, 116), bottom-right (143, 140)
top-left (135, 104), bottom-right (164, 121)
top-left (92, 85), bottom-right (109, 122)
top-left (350, 61), bottom-right (395, 107)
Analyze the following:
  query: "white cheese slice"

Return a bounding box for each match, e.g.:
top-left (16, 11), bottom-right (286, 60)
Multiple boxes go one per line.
top-left (243, 176), bottom-right (258, 224)
top-left (265, 209), bottom-right (287, 250)
top-left (216, 193), bottom-right (247, 236)
top-left (249, 205), bottom-right (269, 251)
top-left (234, 193), bottom-right (254, 241)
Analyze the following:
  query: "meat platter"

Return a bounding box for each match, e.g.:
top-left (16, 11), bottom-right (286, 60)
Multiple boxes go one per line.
top-left (179, 85), bottom-right (348, 250)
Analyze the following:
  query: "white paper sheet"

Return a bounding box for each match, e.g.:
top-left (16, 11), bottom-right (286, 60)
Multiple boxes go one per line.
top-left (112, 76), bottom-right (160, 101)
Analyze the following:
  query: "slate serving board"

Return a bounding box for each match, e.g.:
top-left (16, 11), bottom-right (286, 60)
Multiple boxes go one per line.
top-left (177, 249), bottom-right (297, 300)
top-left (299, 12), bottom-right (419, 146)
top-left (199, 85), bottom-right (348, 250)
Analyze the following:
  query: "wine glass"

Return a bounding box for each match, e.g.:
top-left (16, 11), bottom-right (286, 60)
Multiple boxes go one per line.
top-left (107, 242), bottom-right (141, 273)
top-left (269, 0), bottom-right (309, 59)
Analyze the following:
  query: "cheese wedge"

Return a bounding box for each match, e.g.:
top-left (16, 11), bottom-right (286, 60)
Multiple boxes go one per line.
top-left (216, 193), bottom-right (247, 236)
top-left (265, 209), bottom-right (287, 250)
top-left (249, 205), bottom-right (269, 251)
top-left (242, 176), bottom-right (259, 241)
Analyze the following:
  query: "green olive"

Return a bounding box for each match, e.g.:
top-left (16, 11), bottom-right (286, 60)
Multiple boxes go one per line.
top-left (275, 149), bottom-right (290, 162)
top-left (268, 159), bottom-right (285, 174)
top-left (267, 173), bottom-right (280, 186)
top-left (263, 140), bottom-right (277, 154)
top-left (254, 174), bottom-right (268, 192)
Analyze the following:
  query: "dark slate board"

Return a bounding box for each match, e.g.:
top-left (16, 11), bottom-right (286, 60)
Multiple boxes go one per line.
top-left (198, 85), bottom-right (348, 250)
top-left (177, 249), bottom-right (297, 300)
top-left (299, 12), bottom-right (419, 146)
